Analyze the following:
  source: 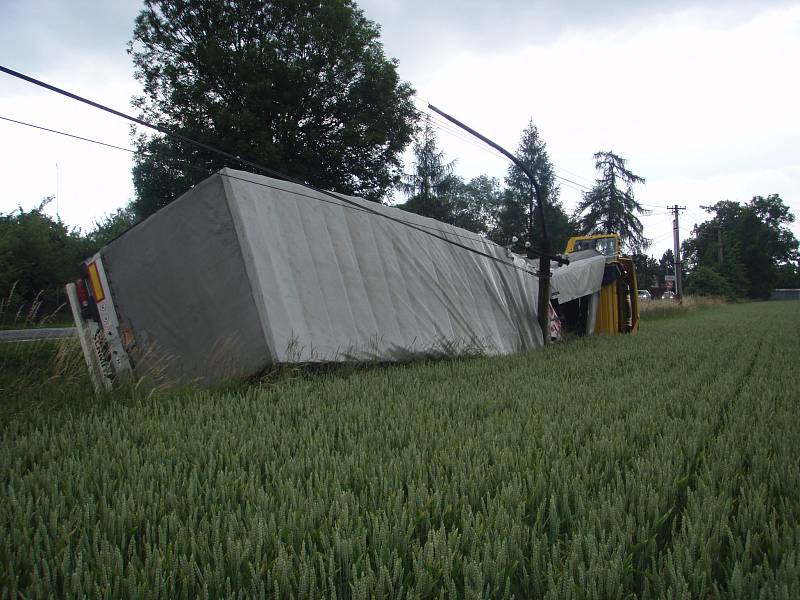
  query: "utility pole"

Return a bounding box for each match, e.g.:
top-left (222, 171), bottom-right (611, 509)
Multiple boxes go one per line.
top-left (426, 103), bottom-right (568, 344)
top-left (717, 226), bottom-right (724, 267)
top-left (669, 205), bottom-right (686, 296)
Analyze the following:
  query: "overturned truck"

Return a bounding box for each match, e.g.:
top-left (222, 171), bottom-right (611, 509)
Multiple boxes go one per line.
top-left (67, 168), bottom-right (625, 393)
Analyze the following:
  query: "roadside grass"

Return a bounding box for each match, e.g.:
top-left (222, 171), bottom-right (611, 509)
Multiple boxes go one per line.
top-left (639, 294), bottom-right (727, 320)
top-left (0, 284), bottom-right (73, 330)
top-left (0, 294), bottom-right (736, 411)
top-left (0, 296), bottom-right (730, 415)
top-left (0, 337), bottom-right (93, 419)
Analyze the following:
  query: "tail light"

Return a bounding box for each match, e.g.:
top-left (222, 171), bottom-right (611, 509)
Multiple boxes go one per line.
top-left (75, 278), bottom-right (93, 320)
top-left (76, 278), bottom-right (90, 308)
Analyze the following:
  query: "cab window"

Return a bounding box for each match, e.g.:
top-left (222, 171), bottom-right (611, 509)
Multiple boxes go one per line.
top-left (573, 237), bottom-right (617, 259)
top-left (596, 237), bottom-right (617, 259)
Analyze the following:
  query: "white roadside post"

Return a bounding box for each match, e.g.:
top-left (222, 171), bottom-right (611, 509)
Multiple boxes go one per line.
top-left (66, 282), bottom-right (111, 395)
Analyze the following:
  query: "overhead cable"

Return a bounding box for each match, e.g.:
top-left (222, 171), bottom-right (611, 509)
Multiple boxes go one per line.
top-left (0, 115), bottom-right (135, 154)
top-left (0, 65), bottom-right (552, 276)
top-left (0, 111), bottom-right (513, 248)
top-left (554, 165), bottom-right (595, 186)
top-left (416, 102), bottom-right (593, 192)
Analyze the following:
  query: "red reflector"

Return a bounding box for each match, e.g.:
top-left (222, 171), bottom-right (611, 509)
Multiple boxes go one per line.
top-left (76, 279), bottom-right (90, 308)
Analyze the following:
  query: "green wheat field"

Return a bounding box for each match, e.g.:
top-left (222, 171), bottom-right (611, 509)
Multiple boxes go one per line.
top-left (1, 301), bottom-right (799, 599)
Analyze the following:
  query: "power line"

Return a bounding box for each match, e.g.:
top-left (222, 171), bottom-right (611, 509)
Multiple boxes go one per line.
top-left (557, 181), bottom-right (589, 194)
top-left (405, 108), bottom-right (592, 212)
top-left (554, 165), bottom-right (595, 186)
top-left (414, 102), bottom-right (490, 146)
top-left (2, 77), bottom-right (668, 262)
top-left (0, 115), bottom-right (134, 153)
top-left (423, 111), bottom-right (508, 162)
top-left (0, 65), bottom-right (557, 277)
top-left (0, 110), bottom-right (514, 249)
top-left (552, 174), bottom-right (590, 191)
top-left (7, 64), bottom-right (674, 274)
top-left (650, 231), bottom-right (675, 244)
top-left (415, 101), bottom-right (593, 192)
top-left (637, 204), bottom-right (710, 222)
top-left (424, 113), bottom-right (592, 192)
top-left (0, 104), bottom-right (594, 255)
top-left (0, 113), bottom-right (219, 178)
top-left (684, 209), bottom-right (709, 223)
top-left (5, 102), bottom-right (675, 272)
top-left (6, 112), bottom-right (514, 250)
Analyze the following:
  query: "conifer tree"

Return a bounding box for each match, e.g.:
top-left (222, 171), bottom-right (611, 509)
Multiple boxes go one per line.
top-left (576, 151), bottom-right (649, 252)
top-left (493, 120), bottom-right (576, 251)
top-left (398, 118), bottom-right (457, 223)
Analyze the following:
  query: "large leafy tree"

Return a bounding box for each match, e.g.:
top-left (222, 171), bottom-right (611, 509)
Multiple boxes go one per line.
top-left (632, 253), bottom-right (659, 289)
top-left (683, 195), bottom-right (799, 299)
top-left (575, 151), bottom-right (649, 253)
top-left (775, 262), bottom-right (800, 288)
top-left (494, 120), bottom-right (576, 251)
top-left (448, 175), bottom-right (503, 235)
top-left (685, 265), bottom-right (736, 298)
top-left (129, 0), bottom-right (417, 218)
top-left (398, 119), bottom-right (457, 223)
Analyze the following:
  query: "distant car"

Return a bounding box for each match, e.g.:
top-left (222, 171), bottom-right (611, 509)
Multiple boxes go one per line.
top-left (662, 290), bottom-right (676, 300)
top-left (637, 290), bottom-right (652, 301)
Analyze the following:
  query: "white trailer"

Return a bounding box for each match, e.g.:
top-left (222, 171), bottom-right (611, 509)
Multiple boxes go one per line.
top-left (68, 168), bottom-right (605, 392)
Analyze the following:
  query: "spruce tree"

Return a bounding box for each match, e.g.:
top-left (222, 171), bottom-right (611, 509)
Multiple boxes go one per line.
top-left (575, 151), bottom-right (649, 253)
top-left (398, 118), bottom-right (457, 223)
top-left (494, 120), bottom-right (576, 251)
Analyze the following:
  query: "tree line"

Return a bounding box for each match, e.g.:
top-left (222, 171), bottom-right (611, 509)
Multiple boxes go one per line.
top-left (2, 0), bottom-right (797, 316)
top-left (629, 195), bottom-right (800, 299)
top-left (682, 196), bottom-right (800, 298)
top-left (395, 116), bottom-right (652, 255)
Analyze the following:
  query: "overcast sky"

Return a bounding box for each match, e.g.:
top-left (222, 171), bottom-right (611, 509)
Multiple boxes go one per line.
top-left (1, 0), bottom-right (799, 257)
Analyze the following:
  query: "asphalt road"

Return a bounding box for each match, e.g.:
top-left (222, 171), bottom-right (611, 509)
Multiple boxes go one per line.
top-left (0, 327), bottom-right (76, 342)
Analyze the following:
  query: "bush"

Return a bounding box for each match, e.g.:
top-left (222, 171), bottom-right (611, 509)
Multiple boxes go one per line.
top-left (685, 265), bottom-right (735, 298)
top-left (0, 199), bottom-right (85, 311)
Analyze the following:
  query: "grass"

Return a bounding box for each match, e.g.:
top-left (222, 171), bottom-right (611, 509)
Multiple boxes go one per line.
top-left (1, 301), bottom-right (799, 598)
top-left (638, 293), bottom-right (728, 320)
top-left (0, 284), bottom-right (72, 331)
top-left (0, 307), bottom-right (74, 330)
top-left (0, 338), bottom-right (93, 420)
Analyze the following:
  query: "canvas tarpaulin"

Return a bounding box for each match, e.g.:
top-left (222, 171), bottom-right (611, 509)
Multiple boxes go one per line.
top-left (100, 169), bottom-right (603, 386)
top-left (550, 250), bottom-right (606, 304)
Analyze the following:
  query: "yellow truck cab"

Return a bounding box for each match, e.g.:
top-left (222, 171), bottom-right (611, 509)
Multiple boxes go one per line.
top-left (565, 234), bottom-right (639, 334)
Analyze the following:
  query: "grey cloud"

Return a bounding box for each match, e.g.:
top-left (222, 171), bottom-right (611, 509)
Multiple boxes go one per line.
top-left (2, 0), bottom-right (794, 83)
top-left (359, 0), bottom-right (797, 71)
top-left (2, 0), bottom-right (141, 73)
